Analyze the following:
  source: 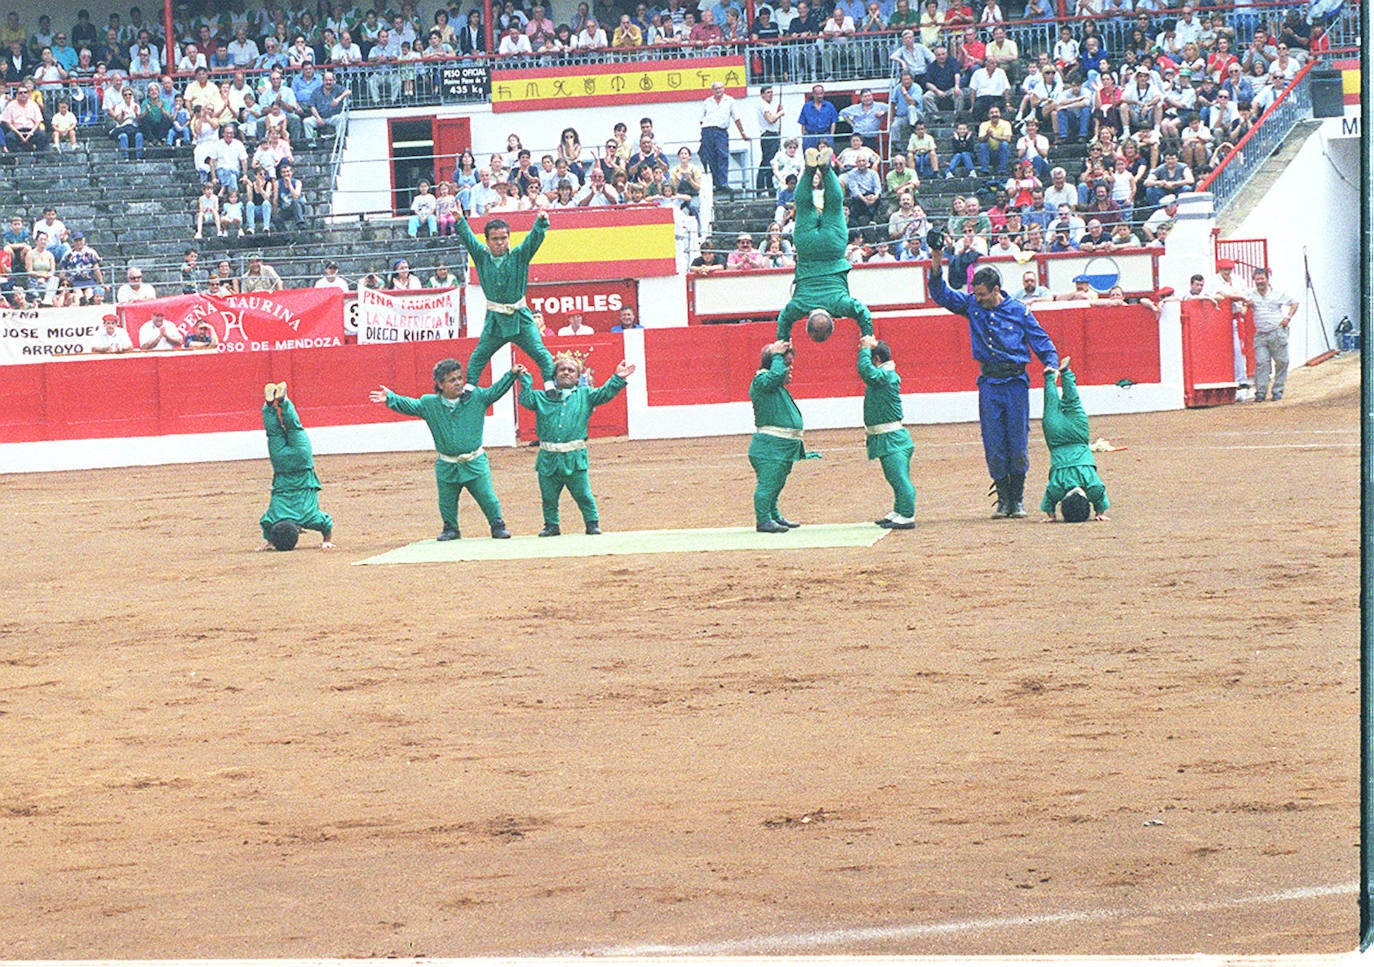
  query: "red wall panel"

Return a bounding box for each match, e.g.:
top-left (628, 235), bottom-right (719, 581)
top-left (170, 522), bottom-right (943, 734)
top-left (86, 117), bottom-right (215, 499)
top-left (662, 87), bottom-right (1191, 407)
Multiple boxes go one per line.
top-left (511, 332), bottom-right (629, 441)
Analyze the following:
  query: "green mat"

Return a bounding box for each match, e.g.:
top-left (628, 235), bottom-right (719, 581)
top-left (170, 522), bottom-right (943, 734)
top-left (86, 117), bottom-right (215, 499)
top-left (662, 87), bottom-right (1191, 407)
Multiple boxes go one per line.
top-left (355, 522), bottom-right (888, 564)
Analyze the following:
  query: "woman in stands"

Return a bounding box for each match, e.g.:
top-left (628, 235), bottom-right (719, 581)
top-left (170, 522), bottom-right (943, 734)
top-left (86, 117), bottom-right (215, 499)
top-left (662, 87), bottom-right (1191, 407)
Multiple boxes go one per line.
top-left (244, 166), bottom-right (276, 236)
top-left (388, 259), bottom-right (423, 290)
top-left (107, 85), bottom-right (145, 161)
top-left (453, 149), bottom-right (479, 213)
top-left (557, 127), bottom-right (590, 179)
top-left (433, 8), bottom-right (458, 47)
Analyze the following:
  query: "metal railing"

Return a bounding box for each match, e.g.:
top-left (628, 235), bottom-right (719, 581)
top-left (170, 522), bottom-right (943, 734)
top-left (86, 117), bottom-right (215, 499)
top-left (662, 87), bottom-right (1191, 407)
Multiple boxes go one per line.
top-left (12, 0), bottom-right (1357, 118)
top-left (1197, 58), bottom-right (1316, 213)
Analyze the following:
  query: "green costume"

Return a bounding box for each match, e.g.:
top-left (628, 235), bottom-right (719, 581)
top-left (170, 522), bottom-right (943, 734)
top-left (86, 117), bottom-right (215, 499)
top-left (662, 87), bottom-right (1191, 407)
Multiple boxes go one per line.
top-left (384, 370), bottom-right (518, 532)
top-left (858, 345), bottom-right (916, 519)
top-left (517, 371), bottom-right (627, 528)
top-left (260, 396), bottom-right (333, 541)
top-left (457, 212), bottom-right (556, 386)
top-left (776, 161), bottom-right (874, 342)
top-left (749, 353), bottom-right (815, 526)
top-left (1040, 366), bottom-right (1109, 516)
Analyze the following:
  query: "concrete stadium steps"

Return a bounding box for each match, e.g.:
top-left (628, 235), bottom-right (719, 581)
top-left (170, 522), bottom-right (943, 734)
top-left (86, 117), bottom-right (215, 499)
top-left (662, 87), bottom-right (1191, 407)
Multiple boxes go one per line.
top-left (0, 128), bottom-right (336, 292)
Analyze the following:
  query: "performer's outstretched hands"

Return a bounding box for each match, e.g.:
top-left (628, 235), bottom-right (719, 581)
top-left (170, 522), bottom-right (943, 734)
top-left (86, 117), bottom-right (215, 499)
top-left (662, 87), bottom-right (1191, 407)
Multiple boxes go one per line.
top-left (615, 360), bottom-right (637, 378)
top-left (766, 339), bottom-right (790, 356)
top-left (859, 334), bottom-right (879, 349)
top-left (510, 362), bottom-right (529, 376)
top-left (368, 386), bottom-right (390, 403)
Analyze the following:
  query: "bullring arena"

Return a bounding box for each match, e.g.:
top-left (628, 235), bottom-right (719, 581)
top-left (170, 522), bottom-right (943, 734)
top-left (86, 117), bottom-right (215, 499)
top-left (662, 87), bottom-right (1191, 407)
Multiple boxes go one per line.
top-left (0, 0), bottom-right (1364, 956)
top-left (0, 349), bottom-right (1358, 958)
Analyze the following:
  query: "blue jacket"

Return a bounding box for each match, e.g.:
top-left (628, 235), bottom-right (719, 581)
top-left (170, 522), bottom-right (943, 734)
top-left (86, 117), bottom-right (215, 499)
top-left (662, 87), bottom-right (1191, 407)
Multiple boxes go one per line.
top-left (798, 98), bottom-right (838, 135)
top-left (930, 266), bottom-right (1058, 380)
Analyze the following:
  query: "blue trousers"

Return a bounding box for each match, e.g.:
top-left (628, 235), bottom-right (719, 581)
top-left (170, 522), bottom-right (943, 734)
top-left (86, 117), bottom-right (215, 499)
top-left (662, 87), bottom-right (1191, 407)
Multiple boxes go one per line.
top-left (947, 151), bottom-right (976, 178)
top-left (976, 141), bottom-right (1010, 175)
top-left (699, 126), bottom-right (730, 190)
top-left (977, 375), bottom-right (1030, 481)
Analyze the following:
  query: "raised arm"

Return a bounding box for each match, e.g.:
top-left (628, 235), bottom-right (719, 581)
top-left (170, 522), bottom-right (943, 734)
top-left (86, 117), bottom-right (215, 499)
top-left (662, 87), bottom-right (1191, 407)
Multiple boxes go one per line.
top-left (516, 370), bottom-right (538, 409)
top-left (372, 385), bottom-right (424, 416)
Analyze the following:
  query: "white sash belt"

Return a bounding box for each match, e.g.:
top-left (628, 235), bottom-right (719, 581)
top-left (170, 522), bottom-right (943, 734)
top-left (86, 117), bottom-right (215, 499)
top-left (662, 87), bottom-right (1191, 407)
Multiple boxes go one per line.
top-left (539, 439), bottom-right (587, 453)
top-left (437, 447), bottom-right (484, 463)
top-left (865, 421), bottom-right (904, 436)
top-left (487, 297), bottom-right (528, 315)
top-left (757, 425), bottom-right (804, 440)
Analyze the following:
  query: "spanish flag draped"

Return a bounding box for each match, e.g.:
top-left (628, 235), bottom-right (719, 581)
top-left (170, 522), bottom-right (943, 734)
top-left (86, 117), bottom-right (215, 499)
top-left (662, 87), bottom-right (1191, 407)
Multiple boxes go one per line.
top-left (468, 207), bottom-right (677, 283)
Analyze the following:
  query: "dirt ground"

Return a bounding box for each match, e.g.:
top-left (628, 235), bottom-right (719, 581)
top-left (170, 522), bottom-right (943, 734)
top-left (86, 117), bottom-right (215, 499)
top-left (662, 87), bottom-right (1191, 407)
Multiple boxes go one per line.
top-left (0, 355), bottom-right (1360, 959)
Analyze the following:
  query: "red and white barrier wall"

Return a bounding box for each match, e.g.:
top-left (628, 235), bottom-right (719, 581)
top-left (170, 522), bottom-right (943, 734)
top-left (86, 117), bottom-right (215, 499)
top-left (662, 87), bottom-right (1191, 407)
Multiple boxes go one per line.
top-left (1, 300), bottom-right (1194, 474)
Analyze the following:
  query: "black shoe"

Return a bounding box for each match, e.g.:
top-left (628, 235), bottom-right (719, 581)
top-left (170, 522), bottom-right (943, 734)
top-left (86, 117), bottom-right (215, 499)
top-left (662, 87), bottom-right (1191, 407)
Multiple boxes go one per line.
top-left (756, 519), bottom-right (790, 533)
top-left (991, 478), bottom-right (1011, 518)
top-left (490, 518), bottom-right (511, 539)
top-left (585, 522), bottom-right (601, 535)
top-left (774, 517), bottom-right (800, 529)
top-left (1008, 501), bottom-right (1027, 518)
top-left (876, 515), bottom-right (896, 526)
top-left (545, 388), bottom-right (562, 401)
top-left (538, 524), bottom-right (561, 537)
top-left (1271, 393), bottom-right (1283, 401)
top-left (436, 526), bottom-right (460, 541)
top-left (888, 519), bottom-right (916, 530)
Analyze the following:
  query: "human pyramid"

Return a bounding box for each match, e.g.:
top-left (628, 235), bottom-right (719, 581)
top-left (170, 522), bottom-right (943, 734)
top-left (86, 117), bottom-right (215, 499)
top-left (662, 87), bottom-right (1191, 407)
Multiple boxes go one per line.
top-left (258, 147), bottom-right (1108, 552)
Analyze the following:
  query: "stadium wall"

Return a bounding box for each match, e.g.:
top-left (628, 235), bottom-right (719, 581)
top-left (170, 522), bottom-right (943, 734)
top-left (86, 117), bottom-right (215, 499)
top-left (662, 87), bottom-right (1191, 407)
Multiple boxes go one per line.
top-left (1230, 116), bottom-right (1361, 364)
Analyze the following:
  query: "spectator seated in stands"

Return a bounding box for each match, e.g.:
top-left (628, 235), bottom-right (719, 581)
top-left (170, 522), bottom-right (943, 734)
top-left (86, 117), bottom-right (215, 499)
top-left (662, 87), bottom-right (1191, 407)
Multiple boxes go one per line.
top-left (885, 151), bottom-right (918, 203)
top-left (727, 232), bottom-right (767, 270)
top-left (106, 83), bottom-right (145, 160)
top-left (116, 264), bottom-right (157, 303)
top-left (26, 232), bottom-right (59, 305)
top-left (139, 310), bottom-right (183, 350)
top-left (976, 104), bottom-right (1013, 177)
top-left (408, 179), bottom-right (438, 237)
top-left (183, 319), bottom-right (219, 350)
top-left (212, 123), bottom-right (249, 192)
top-left (838, 88), bottom-right (885, 153)
top-left (1, 84), bottom-right (49, 151)
top-left (242, 252), bottom-right (284, 293)
top-left (1143, 147), bottom-right (1193, 207)
top-left (667, 147), bottom-right (703, 217)
top-left (837, 133), bottom-right (881, 173)
top-left (275, 162), bottom-right (306, 230)
top-left (252, 129), bottom-right (293, 176)
top-left (945, 120), bottom-right (976, 179)
top-left (91, 314), bottom-right (134, 353)
top-left (59, 231), bottom-right (102, 303)
top-left (843, 154), bottom-right (885, 226)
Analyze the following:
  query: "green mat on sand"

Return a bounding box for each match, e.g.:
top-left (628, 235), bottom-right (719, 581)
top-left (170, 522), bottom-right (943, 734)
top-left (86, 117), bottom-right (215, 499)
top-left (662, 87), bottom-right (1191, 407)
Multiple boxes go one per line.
top-left (355, 522), bottom-right (888, 564)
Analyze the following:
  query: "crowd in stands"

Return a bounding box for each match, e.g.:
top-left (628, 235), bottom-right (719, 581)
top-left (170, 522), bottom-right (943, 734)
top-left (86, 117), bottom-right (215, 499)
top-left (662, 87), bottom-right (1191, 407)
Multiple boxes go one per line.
top-left (0, 0), bottom-right (1336, 304)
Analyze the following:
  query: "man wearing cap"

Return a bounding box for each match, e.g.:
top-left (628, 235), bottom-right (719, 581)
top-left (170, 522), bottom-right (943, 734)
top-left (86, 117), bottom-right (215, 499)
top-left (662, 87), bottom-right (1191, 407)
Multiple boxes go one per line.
top-left (369, 358), bottom-right (525, 541)
top-left (115, 265), bottom-right (156, 303)
top-left (1247, 267), bottom-right (1298, 402)
top-left (1122, 64), bottom-right (1164, 133)
top-left (929, 230), bottom-right (1059, 518)
top-left (315, 260), bottom-right (350, 290)
top-left (91, 314), bottom-right (134, 353)
top-left (1039, 357), bottom-right (1109, 522)
top-left (457, 210), bottom-right (556, 394)
top-left (1142, 193), bottom-right (1179, 240)
top-left (1055, 273), bottom-right (1105, 300)
top-left (241, 252), bottom-right (284, 292)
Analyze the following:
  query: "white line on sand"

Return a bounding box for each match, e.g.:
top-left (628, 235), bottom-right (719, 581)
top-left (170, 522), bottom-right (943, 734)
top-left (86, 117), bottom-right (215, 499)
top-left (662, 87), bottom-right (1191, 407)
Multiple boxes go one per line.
top-left (566, 881), bottom-right (1358, 957)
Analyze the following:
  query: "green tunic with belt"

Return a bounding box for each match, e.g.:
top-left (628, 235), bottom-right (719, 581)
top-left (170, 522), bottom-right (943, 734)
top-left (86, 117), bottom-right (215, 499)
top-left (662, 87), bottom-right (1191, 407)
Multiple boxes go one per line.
top-left (384, 369), bottom-right (518, 529)
top-left (776, 162), bottom-right (874, 341)
top-left (458, 212), bottom-right (555, 384)
top-left (748, 354), bottom-right (807, 525)
top-left (858, 345), bottom-right (916, 518)
top-left (260, 396), bottom-right (333, 540)
top-left (1040, 366), bottom-right (1109, 515)
top-left (517, 371), bottom-right (627, 526)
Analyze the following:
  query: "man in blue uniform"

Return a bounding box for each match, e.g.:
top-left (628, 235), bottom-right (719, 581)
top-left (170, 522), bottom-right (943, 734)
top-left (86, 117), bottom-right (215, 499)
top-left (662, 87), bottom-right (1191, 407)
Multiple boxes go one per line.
top-left (928, 231), bottom-right (1059, 518)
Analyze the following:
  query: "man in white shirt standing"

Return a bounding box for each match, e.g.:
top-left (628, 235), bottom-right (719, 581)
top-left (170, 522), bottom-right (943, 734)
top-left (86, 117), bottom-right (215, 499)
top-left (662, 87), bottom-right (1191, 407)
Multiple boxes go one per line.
top-left (755, 85), bottom-right (785, 190)
top-left (698, 80), bottom-right (749, 197)
top-left (1246, 267), bottom-right (1298, 402)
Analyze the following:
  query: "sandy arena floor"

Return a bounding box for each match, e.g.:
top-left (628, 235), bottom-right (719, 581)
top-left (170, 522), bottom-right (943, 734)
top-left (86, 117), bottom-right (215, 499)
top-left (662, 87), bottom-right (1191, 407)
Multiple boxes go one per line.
top-left (0, 354), bottom-right (1360, 958)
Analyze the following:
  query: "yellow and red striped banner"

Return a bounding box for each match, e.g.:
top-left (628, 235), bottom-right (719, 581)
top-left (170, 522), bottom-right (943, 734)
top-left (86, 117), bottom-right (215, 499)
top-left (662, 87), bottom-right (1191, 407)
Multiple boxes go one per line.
top-left (468, 207), bottom-right (677, 283)
top-left (491, 56), bottom-right (747, 113)
top-left (1332, 58), bottom-right (1361, 106)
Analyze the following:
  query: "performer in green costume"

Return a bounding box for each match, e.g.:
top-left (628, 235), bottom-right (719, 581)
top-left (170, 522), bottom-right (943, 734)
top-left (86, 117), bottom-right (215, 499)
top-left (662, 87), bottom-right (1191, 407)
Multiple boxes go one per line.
top-left (259, 382), bottom-right (334, 550)
top-left (1040, 357), bottom-right (1110, 522)
top-left (457, 211), bottom-right (556, 392)
top-left (857, 335), bottom-right (916, 529)
top-left (749, 340), bottom-right (819, 533)
top-left (369, 357), bottom-right (525, 540)
top-left (516, 352), bottom-right (635, 536)
top-left (775, 144), bottom-right (874, 344)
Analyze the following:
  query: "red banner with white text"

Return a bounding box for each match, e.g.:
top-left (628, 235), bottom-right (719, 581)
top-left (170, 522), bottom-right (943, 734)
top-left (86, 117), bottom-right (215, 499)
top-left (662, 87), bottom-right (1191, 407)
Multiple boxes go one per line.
top-left (119, 288), bottom-right (346, 352)
top-left (526, 279), bottom-right (639, 332)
